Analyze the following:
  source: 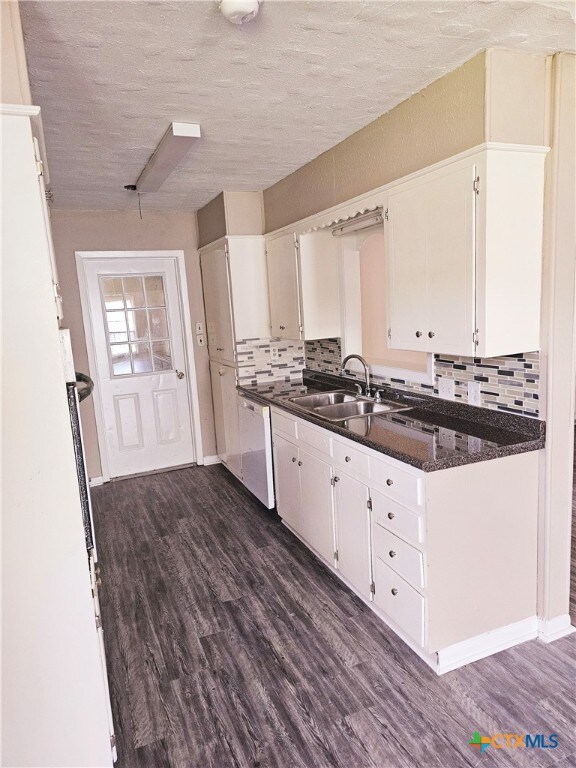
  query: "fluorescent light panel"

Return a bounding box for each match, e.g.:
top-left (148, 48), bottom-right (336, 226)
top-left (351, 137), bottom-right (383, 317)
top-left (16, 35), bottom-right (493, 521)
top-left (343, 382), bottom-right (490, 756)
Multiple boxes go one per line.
top-left (136, 122), bottom-right (201, 193)
top-left (331, 209), bottom-right (383, 237)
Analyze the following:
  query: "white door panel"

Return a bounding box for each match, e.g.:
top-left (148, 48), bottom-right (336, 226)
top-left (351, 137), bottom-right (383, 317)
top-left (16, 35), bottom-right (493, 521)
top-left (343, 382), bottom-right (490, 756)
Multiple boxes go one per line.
top-left (266, 233), bottom-right (301, 339)
top-left (85, 256), bottom-right (195, 478)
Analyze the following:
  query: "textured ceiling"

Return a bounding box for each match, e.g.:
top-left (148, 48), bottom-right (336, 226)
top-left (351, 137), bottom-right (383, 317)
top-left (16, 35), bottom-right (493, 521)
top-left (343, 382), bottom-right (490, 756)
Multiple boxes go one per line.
top-left (20, 0), bottom-right (576, 212)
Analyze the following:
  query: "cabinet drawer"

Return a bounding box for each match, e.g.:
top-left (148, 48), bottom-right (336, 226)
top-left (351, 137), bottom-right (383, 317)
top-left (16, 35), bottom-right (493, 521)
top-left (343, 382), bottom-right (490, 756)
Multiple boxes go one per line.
top-left (373, 560), bottom-right (425, 647)
top-left (272, 410), bottom-right (297, 440)
top-left (370, 456), bottom-right (423, 508)
top-left (372, 524), bottom-right (425, 590)
top-left (332, 439), bottom-right (370, 480)
top-left (371, 490), bottom-right (424, 546)
top-left (299, 422), bottom-right (331, 455)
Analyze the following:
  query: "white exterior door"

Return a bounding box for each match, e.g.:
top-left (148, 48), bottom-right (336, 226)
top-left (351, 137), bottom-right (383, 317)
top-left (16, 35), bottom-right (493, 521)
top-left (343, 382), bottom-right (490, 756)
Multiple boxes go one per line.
top-left (82, 255), bottom-right (195, 478)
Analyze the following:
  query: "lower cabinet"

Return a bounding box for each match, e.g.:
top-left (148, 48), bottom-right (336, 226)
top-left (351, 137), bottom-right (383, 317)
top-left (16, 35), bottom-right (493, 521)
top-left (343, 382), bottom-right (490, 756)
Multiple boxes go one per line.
top-left (271, 405), bottom-right (539, 674)
top-left (333, 473), bottom-right (372, 599)
top-left (274, 432), bottom-right (334, 563)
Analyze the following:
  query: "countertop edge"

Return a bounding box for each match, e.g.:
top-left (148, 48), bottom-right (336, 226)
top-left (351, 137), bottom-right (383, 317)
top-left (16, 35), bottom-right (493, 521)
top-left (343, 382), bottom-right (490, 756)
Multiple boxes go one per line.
top-left (237, 385), bottom-right (545, 473)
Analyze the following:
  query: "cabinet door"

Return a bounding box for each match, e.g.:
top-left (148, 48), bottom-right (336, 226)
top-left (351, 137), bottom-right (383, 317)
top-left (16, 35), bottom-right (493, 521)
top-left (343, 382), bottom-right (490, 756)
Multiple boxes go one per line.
top-left (227, 237), bottom-right (271, 341)
top-left (387, 183), bottom-right (428, 351)
top-left (426, 163), bottom-right (475, 355)
top-left (333, 473), bottom-right (371, 598)
top-left (210, 362), bottom-right (241, 478)
top-left (273, 433), bottom-right (301, 529)
top-left (201, 246), bottom-right (235, 362)
top-left (266, 233), bottom-right (301, 340)
top-left (298, 448), bottom-right (335, 563)
top-left (298, 231), bottom-right (341, 340)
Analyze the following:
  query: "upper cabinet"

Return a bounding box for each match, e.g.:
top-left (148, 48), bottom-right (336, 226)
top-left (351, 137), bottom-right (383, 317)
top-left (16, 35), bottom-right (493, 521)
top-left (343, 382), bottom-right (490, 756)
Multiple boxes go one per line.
top-left (200, 236), bottom-right (270, 362)
top-left (387, 146), bottom-right (547, 358)
top-left (266, 230), bottom-right (341, 341)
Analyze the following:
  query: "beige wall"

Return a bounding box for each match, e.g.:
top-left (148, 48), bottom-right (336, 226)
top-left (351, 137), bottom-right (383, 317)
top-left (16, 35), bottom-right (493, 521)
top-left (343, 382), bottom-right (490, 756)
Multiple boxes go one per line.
top-left (51, 210), bottom-right (216, 478)
top-left (0, 0), bottom-right (32, 105)
top-left (263, 49), bottom-right (549, 232)
top-left (196, 192), bottom-right (226, 247)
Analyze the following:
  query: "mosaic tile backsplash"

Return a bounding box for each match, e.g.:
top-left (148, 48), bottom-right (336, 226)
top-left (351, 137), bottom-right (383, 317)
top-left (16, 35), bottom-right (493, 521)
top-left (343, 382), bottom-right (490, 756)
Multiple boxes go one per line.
top-left (305, 337), bottom-right (540, 418)
top-left (236, 338), bottom-right (305, 386)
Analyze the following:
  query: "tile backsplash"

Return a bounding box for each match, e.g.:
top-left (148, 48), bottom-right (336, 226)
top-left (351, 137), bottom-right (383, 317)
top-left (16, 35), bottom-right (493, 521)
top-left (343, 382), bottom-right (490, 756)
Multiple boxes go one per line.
top-left (236, 338), bottom-right (305, 386)
top-left (304, 337), bottom-right (540, 418)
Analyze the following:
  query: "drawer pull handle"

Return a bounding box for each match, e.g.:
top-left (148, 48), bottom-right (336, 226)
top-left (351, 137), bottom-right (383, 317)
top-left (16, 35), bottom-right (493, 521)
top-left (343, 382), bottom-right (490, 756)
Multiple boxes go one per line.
top-left (387, 512), bottom-right (395, 520)
top-left (345, 456), bottom-right (351, 462)
top-left (389, 550), bottom-right (396, 558)
top-left (298, 461), bottom-right (303, 467)
top-left (386, 479), bottom-right (394, 486)
top-left (391, 588), bottom-right (399, 596)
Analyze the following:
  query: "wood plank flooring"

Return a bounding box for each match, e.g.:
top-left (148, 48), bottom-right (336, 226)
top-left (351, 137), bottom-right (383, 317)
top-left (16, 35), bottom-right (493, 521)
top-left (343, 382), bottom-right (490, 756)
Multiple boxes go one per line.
top-left (92, 465), bottom-right (576, 768)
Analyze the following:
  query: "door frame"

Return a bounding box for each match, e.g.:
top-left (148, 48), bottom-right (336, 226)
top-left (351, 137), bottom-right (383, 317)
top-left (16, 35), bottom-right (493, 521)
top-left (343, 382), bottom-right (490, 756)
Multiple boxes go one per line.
top-left (76, 249), bottom-right (204, 482)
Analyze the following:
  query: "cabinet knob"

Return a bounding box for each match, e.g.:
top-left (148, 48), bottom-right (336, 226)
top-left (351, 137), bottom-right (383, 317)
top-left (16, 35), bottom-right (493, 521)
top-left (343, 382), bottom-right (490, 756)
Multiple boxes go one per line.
top-left (391, 588), bottom-right (399, 596)
top-left (386, 478), bottom-right (393, 486)
top-left (415, 331), bottom-right (422, 338)
top-left (345, 456), bottom-right (351, 462)
top-left (216, 347), bottom-right (224, 351)
top-left (175, 370), bottom-right (185, 379)
top-left (387, 512), bottom-right (395, 520)
top-left (333, 476), bottom-right (340, 483)
top-left (280, 325), bottom-right (286, 330)
top-left (298, 461), bottom-right (303, 467)
top-left (292, 457), bottom-right (297, 462)
top-left (389, 550), bottom-right (396, 558)
top-left (428, 331), bottom-right (435, 338)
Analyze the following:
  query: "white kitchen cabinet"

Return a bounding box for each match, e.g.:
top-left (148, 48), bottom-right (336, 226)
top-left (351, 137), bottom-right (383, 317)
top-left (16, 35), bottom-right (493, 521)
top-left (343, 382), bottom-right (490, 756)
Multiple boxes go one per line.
top-left (201, 236), bottom-right (270, 362)
top-left (387, 146), bottom-right (547, 357)
top-left (265, 230), bottom-right (341, 341)
top-left (271, 406), bottom-right (539, 674)
top-left (266, 232), bottom-right (301, 339)
top-left (209, 361), bottom-right (241, 479)
top-left (333, 472), bottom-right (372, 599)
top-left (272, 430), bottom-right (334, 562)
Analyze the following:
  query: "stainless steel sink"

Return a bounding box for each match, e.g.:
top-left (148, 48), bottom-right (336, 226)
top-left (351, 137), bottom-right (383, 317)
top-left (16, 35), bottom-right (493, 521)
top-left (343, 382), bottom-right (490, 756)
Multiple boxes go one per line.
top-left (289, 391), bottom-right (356, 408)
top-left (313, 399), bottom-right (411, 422)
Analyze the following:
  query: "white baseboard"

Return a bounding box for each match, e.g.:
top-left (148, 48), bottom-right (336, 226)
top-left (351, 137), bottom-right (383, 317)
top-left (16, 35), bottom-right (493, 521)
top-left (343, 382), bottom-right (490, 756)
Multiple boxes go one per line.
top-left (436, 617), bottom-right (538, 674)
top-left (538, 614), bottom-right (576, 643)
top-left (201, 455), bottom-right (221, 466)
top-left (89, 476), bottom-right (105, 487)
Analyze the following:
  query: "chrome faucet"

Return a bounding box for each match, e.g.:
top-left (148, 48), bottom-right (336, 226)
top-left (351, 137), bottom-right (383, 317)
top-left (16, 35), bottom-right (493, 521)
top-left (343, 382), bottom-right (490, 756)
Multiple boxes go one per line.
top-left (341, 354), bottom-right (370, 396)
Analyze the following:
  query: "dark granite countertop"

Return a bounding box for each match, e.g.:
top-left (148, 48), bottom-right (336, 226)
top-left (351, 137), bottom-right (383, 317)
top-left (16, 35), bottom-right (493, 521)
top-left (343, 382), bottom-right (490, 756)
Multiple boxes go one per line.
top-left (238, 370), bottom-right (545, 472)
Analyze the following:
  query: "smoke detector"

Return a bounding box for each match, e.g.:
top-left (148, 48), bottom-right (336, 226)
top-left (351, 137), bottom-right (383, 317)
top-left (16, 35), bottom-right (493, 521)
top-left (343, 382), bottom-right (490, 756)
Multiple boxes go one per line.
top-left (218, 0), bottom-right (261, 25)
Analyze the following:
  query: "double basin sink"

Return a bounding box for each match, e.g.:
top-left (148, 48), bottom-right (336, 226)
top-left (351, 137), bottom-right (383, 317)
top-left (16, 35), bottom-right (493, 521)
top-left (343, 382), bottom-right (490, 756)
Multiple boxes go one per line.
top-left (288, 390), bottom-right (412, 423)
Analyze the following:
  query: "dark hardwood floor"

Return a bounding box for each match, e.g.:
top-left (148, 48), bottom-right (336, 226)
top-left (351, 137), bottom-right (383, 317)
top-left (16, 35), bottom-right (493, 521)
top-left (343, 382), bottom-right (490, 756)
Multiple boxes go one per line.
top-left (92, 465), bottom-right (576, 768)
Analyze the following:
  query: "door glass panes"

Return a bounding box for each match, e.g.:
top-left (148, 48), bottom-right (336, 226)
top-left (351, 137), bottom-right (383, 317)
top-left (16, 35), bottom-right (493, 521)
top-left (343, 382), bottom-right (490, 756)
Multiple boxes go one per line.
top-left (145, 275), bottom-right (166, 307)
top-left (100, 274), bottom-right (172, 376)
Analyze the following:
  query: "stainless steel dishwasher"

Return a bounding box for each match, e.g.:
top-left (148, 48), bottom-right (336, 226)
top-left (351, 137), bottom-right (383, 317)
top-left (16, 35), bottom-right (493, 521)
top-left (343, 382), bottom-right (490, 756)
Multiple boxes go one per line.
top-left (238, 395), bottom-right (275, 509)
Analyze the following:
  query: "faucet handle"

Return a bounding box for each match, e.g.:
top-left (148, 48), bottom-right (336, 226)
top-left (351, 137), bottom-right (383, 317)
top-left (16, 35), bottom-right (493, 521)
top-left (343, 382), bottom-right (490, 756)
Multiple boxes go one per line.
top-left (354, 382), bottom-right (364, 395)
top-left (374, 388), bottom-right (385, 403)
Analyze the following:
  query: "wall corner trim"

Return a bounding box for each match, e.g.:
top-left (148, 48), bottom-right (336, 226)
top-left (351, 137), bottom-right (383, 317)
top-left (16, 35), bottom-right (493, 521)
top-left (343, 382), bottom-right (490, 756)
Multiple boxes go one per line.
top-left (537, 615), bottom-right (575, 643)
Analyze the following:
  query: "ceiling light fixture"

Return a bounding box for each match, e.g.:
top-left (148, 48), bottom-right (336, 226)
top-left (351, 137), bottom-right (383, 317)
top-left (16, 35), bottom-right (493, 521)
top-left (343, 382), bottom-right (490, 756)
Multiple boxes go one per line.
top-left (331, 209), bottom-right (384, 237)
top-left (133, 122), bottom-right (201, 193)
top-left (218, 0), bottom-right (261, 25)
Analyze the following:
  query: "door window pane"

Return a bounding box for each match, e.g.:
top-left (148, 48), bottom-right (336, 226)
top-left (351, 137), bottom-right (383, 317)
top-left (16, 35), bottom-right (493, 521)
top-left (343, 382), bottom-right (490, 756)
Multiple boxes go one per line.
top-left (144, 276), bottom-right (166, 307)
top-left (106, 310), bottom-right (128, 342)
top-left (111, 344), bottom-right (132, 375)
top-left (152, 341), bottom-right (172, 371)
top-left (123, 276), bottom-right (145, 309)
top-left (127, 309), bottom-right (149, 341)
top-left (148, 307), bottom-right (168, 340)
top-left (101, 273), bottom-right (172, 376)
top-left (102, 278), bottom-right (124, 310)
top-left (131, 343), bottom-right (153, 373)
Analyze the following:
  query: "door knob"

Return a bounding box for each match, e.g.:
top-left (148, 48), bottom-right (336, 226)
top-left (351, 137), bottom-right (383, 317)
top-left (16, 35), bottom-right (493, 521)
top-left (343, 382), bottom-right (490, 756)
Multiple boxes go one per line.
top-left (176, 370), bottom-right (185, 379)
